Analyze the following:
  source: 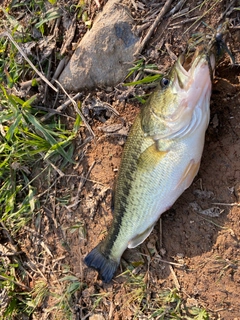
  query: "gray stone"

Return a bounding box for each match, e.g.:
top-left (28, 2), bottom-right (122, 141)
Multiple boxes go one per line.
top-left (58, 0), bottom-right (140, 91)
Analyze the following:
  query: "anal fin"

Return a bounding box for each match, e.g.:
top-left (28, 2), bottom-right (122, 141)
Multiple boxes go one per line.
top-left (128, 224), bottom-right (155, 249)
top-left (174, 159), bottom-right (200, 191)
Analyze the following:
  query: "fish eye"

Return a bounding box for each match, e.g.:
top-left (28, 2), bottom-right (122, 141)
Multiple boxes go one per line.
top-left (160, 77), bottom-right (170, 88)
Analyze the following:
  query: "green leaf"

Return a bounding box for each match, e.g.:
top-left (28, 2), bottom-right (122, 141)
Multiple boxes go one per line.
top-left (5, 113), bottom-right (22, 141)
top-left (35, 9), bottom-right (61, 28)
top-left (48, 0), bottom-right (57, 4)
top-left (59, 275), bottom-right (79, 282)
top-left (73, 113), bottom-right (81, 133)
top-left (28, 185), bottom-right (35, 212)
top-left (22, 109), bottom-right (74, 163)
top-left (124, 74), bottom-right (161, 86)
top-left (31, 78), bottom-right (39, 87)
top-left (67, 281), bottom-right (81, 294)
top-left (22, 95), bottom-right (37, 108)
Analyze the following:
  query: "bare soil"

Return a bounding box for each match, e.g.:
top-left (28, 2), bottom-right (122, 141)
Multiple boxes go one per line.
top-left (66, 3), bottom-right (240, 319)
top-left (63, 65), bottom-right (240, 319)
top-left (6, 0), bottom-right (240, 319)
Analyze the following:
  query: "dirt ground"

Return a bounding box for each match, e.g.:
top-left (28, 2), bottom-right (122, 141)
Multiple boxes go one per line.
top-left (50, 2), bottom-right (240, 320)
top-left (9, 0), bottom-right (239, 319)
top-left (63, 70), bottom-right (240, 319)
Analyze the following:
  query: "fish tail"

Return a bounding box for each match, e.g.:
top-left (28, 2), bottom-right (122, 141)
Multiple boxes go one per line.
top-left (84, 245), bottom-right (119, 283)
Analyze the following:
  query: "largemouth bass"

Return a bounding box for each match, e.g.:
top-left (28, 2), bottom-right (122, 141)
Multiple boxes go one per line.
top-left (84, 34), bottom-right (225, 283)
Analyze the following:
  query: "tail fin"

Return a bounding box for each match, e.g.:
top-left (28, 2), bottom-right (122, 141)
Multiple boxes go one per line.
top-left (84, 245), bottom-right (119, 283)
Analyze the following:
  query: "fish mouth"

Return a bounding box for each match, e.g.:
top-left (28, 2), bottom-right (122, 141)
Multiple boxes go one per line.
top-left (173, 51), bottom-right (215, 90)
top-left (158, 49), bottom-right (215, 133)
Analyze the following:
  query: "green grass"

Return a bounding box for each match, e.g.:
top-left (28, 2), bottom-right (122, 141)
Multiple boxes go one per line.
top-left (0, 1), bottom-right (83, 317)
top-left (0, 86), bottom-right (81, 317)
top-left (124, 59), bottom-right (162, 87)
top-left (150, 288), bottom-right (210, 320)
top-left (0, 88), bottom-right (81, 317)
top-left (0, 87), bottom-right (79, 233)
top-left (104, 269), bottom-right (211, 319)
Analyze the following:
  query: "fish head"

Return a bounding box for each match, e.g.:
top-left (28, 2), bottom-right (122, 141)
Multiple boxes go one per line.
top-left (141, 50), bottom-right (215, 140)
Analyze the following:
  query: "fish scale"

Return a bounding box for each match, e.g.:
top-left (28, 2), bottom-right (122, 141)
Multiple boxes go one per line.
top-left (84, 31), bottom-right (228, 282)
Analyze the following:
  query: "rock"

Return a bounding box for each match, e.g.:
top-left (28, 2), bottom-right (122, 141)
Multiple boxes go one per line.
top-left (58, 0), bottom-right (140, 91)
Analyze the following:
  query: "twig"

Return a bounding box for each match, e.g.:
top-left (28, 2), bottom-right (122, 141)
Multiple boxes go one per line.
top-left (218, 0), bottom-right (236, 22)
top-left (56, 92), bottom-right (82, 113)
top-left (24, 261), bottom-right (48, 281)
top-left (43, 52), bottom-right (53, 104)
top-left (81, 312), bottom-right (92, 320)
top-left (212, 202), bottom-right (240, 207)
top-left (0, 30), bottom-right (58, 92)
top-left (144, 69), bottom-right (163, 75)
top-left (35, 105), bottom-right (75, 119)
top-left (134, 0), bottom-right (173, 56)
top-left (130, 0), bottom-right (138, 11)
top-left (60, 14), bottom-right (77, 56)
top-left (183, 0), bottom-right (221, 35)
top-left (54, 79), bottom-right (95, 137)
top-left (40, 92), bottom-right (82, 122)
top-left (166, 0), bottom-right (187, 17)
top-left (0, 251), bottom-right (23, 256)
top-left (169, 16), bottom-right (199, 28)
top-left (40, 240), bottom-right (53, 257)
top-left (165, 43), bottom-right (178, 61)
top-left (51, 57), bottom-right (69, 84)
top-left (169, 265), bottom-right (180, 290)
top-left (52, 255), bottom-right (66, 263)
top-left (171, 8), bottom-right (189, 20)
top-left (39, 153), bottom-right (65, 177)
top-left (20, 77), bottom-right (41, 89)
top-left (154, 256), bottom-right (184, 267)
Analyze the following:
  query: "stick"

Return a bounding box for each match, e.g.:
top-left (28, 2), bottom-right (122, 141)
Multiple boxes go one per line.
top-left (134, 0), bottom-right (173, 56)
top-left (51, 57), bottom-right (69, 83)
top-left (166, 0), bottom-right (187, 17)
top-left (154, 256), bottom-right (184, 267)
top-left (169, 265), bottom-right (180, 290)
top-left (218, 0), bottom-right (235, 23)
top-left (54, 79), bottom-right (95, 137)
top-left (20, 78), bottom-right (41, 89)
top-left (40, 92), bottom-right (82, 122)
top-left (212, 202), bottom-right (240, 207)
top-left (40, 153), bottom-right (65, 177)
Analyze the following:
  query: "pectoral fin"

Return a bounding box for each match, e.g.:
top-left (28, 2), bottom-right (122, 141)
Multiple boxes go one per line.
top-left (138, 143), bottom-right (168, 171)
top-left (174, 159), bottom-right (200, 191)
top-left (128, 224), bottom-right (155, 249)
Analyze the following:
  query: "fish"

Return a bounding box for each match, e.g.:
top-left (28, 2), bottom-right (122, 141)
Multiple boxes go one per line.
top-left (84, 32), bottom-right (226, 283)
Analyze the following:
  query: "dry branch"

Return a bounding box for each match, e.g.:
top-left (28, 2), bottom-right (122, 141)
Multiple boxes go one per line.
top-left (134, 0), bottom-right (173, 56)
